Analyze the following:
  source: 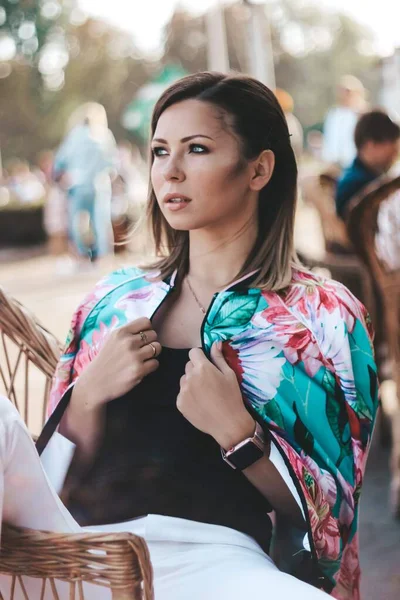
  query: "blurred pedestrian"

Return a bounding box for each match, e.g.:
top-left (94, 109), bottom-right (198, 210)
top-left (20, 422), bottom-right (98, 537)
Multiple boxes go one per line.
top-left (54, 103), bottom-right (118, 267)
top-left (322, 75), bottom-right (367, 169)
top-left (5, 158), bottom-right (45, 205)
top-left (36, 150), bottom-right (68, 258)
top-left (335, 110), bottom-right (400, 219)
top-left (274, 88), bottom-right (304, 162)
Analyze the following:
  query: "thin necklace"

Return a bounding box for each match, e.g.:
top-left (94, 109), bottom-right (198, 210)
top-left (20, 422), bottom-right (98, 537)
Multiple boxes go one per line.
top-left (186, 276), bottom-right (206, 314)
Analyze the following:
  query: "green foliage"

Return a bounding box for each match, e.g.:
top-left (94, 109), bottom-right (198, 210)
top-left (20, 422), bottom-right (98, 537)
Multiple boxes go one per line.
top-left (0, 0), bottom-right (382, 163)
top-left (0, 0), bottom-right (69, 59)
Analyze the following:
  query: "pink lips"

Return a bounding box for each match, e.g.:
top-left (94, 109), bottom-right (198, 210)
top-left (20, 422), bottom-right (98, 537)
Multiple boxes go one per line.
top-left (163, 193), bottom-right (192, 212)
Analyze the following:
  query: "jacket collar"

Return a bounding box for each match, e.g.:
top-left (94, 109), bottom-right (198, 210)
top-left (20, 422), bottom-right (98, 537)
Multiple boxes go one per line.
top-left (164, 268), bottom-right (261, 293)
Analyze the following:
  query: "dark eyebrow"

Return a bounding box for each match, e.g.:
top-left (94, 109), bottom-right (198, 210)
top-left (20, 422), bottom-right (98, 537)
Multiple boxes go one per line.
top-left (152, 134), bottom-right (214, 144)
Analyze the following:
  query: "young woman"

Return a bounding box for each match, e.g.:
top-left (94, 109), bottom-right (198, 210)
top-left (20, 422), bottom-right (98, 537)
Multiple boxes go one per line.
top-left (0, 73), bottom-right (377, 600)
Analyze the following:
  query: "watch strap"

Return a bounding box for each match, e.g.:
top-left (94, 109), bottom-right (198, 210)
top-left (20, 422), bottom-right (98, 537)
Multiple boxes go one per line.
top-left (221, 421), bottom-right (265, 470)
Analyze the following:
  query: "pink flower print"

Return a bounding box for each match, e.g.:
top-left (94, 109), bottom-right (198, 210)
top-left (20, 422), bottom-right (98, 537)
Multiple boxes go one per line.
top-left (115, 284), bottom-right (168, 321)
top-left (229, 330), bottom-right (286, 406)
top-left (302, 453), bottom-right (338, 510)
top-left (254, 297), bottom-right (324, 377)
top-left (333, 534), bottom-right (361, 600)
top-left (272, 435), bottom-right (341, 561)
top-left (289, 269), bottom-right (367, 335)
top-left (222, 342), bottom-right (244, 384)
top-left (307, 477), bottom-right (341, 560)
top-left (73, 316), bottom-right (119, 376)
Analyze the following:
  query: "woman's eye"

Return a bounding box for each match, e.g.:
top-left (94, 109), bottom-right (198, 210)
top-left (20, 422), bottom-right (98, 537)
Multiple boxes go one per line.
top-left (189, 144), bottom-right (209, 154)
top-left (152, 147), bottom-right (168, 157)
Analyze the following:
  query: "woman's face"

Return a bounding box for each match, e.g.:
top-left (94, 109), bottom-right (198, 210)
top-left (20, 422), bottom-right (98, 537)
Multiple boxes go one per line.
top-left (150, 99), bottom-right (259, 234)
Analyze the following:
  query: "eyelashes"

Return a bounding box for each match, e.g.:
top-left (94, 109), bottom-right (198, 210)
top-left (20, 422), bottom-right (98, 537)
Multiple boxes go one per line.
top-left (151, 143), bottom-right (210, 157)
top-left (189, 143), bottom-right (209, 154)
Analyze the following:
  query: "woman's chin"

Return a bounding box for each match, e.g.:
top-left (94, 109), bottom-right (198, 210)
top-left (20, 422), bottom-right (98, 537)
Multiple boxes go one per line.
top-left (162, 213), bottom-right (203, 231)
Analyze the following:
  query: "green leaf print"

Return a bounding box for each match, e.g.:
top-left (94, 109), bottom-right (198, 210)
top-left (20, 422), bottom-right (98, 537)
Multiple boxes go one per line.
top-left (354, 390), bottom-right (373, 421)
top-left (325, 375), bottom-right (352, 467)
top-left (208, 295), bottom-right (259, 330)
top-left (293, 402), bottom-right (314, 456)
top-left (263, 398), bottom-right (285, 429)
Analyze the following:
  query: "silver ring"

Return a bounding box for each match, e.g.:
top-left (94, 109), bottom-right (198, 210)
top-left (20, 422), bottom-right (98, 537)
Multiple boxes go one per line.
top-left (149, 342), bottom-right (157, 357)
top-left (139, 331), bottom-right (148, 344)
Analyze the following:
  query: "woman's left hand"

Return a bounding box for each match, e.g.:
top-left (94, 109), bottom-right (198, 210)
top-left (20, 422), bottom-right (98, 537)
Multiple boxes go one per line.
top-left (177, 342), bottom-right (255, 449)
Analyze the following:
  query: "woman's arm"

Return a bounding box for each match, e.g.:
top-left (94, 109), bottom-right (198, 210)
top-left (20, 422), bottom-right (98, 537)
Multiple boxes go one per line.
top-left (58, 379), bottom-right (106, 465)
top-left (242, 439), bottom-right (306, 528)
top-left (57, 317), bottom-right (161, 464)
top-left (218, 418), bottom-right (306, 529)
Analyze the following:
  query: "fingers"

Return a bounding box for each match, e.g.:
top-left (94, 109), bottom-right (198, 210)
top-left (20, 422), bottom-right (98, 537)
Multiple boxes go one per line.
top-left (122, 317), bottom-right (152, 335)
top-left (210, 340), bottom-right (231, 374)
top-left (141, 358), bottom-right (160, 378)
top-left (138, 341), bottom-right (162, 361)
top-left (188, 348), bottom-right (207, 364)
top-left (134, 328), bottom-right (158, 348)
top-left (185, 360), bottom-right (194, 375)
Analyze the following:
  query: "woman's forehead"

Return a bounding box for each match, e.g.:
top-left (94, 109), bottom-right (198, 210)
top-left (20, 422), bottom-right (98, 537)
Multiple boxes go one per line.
top-left (153, 99), bottom-right (230, 142)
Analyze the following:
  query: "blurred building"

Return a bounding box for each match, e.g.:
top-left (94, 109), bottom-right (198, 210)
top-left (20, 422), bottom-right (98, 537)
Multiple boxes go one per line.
top-left (380, 48), bottom-right (400, 119)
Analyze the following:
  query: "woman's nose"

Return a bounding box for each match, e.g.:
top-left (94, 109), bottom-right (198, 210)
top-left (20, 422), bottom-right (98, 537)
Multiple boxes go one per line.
top-left (162, 157), bottom-right (185, 182)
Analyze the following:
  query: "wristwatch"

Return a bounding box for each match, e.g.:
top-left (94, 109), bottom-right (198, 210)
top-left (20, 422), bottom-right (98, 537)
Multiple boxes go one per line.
top-left (221, 421), bottom-right (265, 470)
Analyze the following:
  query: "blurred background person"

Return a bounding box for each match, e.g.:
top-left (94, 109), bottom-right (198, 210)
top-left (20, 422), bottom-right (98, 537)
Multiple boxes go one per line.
top-left (35, 150), bottom-right (68, 262)
top-left (336, 110), bottom-right (400, 219)
top-left (274, 88), bottom-right (304, 162)
top-left (5, 158), bottom-right (46, 206)
top-left (322, 74), bottom-right (368, 170)
top-left (53, 103), bottom-right (118, 269)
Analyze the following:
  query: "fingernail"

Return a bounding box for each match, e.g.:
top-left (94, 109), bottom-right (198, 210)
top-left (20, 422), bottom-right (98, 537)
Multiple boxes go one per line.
top-left (217, 341), bottom-right (223, 351)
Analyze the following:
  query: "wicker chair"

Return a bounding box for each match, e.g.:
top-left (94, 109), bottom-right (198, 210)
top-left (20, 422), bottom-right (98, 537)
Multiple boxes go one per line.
top-left (0, 286), bottom-right (154, 599)
top-left (0, 286), bottom-right (63, 435)
top-left (347, 175), bottom-right (400, 517)
top-left (300, 171), bottom-right (375, 317)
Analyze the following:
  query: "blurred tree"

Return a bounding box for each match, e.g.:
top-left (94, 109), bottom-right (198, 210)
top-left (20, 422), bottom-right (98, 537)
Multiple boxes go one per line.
top-left (0, 0), bottom-right (72, 61)
top-left (0, 11), bottom-right (154, 161)
top-left (0, 0), bottom-right (382, 163)
top-left (162, 0), bottom-right (381, 128)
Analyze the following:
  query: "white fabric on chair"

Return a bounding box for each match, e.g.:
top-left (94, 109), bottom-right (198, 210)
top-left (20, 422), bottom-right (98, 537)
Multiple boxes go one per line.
top-left (0, 395), bottom-right (327, 599)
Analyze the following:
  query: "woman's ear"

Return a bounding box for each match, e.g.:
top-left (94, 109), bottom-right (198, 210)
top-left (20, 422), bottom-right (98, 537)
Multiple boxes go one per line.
top-left (249, 150), bottom-right (275, 191)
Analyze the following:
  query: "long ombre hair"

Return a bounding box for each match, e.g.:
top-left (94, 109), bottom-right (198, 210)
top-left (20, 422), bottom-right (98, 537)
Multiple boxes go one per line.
top-left (144, 72), bottom-right (299, 291)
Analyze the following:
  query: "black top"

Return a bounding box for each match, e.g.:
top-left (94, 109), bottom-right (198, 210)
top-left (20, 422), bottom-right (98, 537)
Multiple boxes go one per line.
top-left (64, 347), bottom-right (272, 552)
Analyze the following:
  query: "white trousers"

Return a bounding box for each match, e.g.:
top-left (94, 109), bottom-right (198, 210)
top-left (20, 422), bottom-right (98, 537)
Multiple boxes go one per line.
top-left (0, 396), bottom-right (328, 599)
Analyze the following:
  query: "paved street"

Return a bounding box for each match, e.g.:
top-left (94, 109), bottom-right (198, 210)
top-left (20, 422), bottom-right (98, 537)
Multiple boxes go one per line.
top-left (1, 250), bottom-right (400, 599)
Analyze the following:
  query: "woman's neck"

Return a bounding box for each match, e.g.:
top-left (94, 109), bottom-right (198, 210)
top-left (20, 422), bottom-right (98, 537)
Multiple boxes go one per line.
top-left (187, 218), bottom-right (258, 290)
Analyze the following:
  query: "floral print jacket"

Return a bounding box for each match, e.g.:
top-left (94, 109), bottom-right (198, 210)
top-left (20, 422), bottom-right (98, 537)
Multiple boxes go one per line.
top-left (48, 266), bottom-right (378, 599)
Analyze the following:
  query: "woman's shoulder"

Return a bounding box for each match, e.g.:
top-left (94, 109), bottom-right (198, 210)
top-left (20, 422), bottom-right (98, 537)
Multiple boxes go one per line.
top-left (275, 267), bottom-right (371, 336)
top-left (85, 266), bottom-right (163, 304)
top-left (73, 266), bottom-right (158, 327)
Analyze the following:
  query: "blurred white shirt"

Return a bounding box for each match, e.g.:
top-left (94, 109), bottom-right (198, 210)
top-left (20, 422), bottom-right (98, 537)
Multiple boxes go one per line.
top-left (322, 106), bottom-right (359, 168)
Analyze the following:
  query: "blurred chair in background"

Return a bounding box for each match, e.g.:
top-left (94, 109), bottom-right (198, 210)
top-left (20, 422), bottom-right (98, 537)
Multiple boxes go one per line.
top-left (347, 175), bottom-right (400, 518)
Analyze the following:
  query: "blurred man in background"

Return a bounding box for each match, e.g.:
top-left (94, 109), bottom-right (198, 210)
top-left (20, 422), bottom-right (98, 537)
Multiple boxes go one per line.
top-left (54, 103), bottom-right (118, 270)
top-left (335, 110), bottom-right (400, 219)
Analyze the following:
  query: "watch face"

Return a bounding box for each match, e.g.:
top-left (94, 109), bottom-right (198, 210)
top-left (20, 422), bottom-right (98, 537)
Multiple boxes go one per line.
top-left (227, 441), bottom-right (264, 471)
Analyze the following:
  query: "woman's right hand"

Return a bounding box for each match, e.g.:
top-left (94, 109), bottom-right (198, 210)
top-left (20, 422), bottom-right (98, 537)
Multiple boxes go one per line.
top-left (73, 317), bottom-right (161, 412)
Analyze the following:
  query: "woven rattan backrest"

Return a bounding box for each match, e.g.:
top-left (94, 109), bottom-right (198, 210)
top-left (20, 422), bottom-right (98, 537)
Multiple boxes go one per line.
top-left (347, 175), bottom-right (400, 284)
top-left (0, 290), bottom-right (155, 598)
top-left (0, 286), bottom-right (62, 435)
top-left (347, 175), bottom-right (400, 370)
top-left (0, 524), bottom-right (154, 600)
